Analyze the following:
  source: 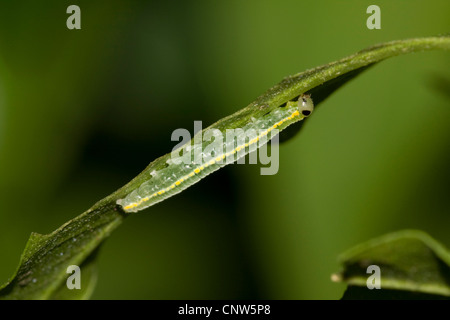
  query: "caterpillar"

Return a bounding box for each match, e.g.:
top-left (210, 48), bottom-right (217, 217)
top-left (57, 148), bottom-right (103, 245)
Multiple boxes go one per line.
top-left (116, 94), bottom-right (314, 213)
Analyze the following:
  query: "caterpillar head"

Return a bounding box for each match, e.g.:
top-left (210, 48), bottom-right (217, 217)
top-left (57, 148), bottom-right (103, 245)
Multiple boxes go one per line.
top-left (298, 94), bottom-right (314, 117)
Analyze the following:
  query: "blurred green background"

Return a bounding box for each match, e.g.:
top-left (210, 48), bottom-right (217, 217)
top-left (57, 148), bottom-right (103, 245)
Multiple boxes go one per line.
top-left (0, 0), bottom-right (449, 299)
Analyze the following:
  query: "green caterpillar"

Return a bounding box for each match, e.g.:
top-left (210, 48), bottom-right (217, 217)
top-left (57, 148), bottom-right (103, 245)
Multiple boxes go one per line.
top-left (117, 94), bottom-right (314, 213)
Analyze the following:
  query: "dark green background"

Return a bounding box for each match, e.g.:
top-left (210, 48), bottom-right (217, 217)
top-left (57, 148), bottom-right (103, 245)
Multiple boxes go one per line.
top-left (0, 0), bottom-right (449, 299)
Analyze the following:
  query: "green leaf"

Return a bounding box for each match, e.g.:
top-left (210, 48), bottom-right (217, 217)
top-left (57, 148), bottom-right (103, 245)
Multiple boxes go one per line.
top-left (341, 286), bottom-right (450, 300)
top-left (333, 230), bottom-right (450, 299)
top-left (49, 248), bottom-right (100, 300)
top-left (280, 64), bottom-right (374, 142)
top-left (1, 36), bottom-right (449, 299)
top-left (0, 203), bottom-right (125, 300)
